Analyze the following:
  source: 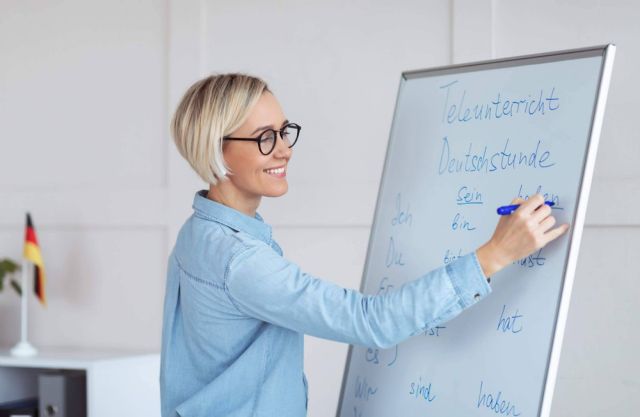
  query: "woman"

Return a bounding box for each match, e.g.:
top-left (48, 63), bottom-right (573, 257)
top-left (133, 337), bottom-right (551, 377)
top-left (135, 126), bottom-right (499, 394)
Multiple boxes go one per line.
top-left (160, 73), bottom-right (569, 417)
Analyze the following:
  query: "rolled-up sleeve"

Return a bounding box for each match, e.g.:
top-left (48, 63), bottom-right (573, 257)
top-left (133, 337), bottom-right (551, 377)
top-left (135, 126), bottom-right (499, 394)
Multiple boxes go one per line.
top-left (224, 241), bottom-right (491, 349)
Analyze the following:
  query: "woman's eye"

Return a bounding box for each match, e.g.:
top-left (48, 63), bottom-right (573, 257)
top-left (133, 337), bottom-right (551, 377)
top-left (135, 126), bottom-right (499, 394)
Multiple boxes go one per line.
top-left (260, 132), bottom-right (275, 141)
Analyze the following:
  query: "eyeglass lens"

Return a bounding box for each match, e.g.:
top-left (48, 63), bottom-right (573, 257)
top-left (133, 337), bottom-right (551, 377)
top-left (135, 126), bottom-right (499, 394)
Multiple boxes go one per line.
top-left (258, 125), bottom-right (299, 154)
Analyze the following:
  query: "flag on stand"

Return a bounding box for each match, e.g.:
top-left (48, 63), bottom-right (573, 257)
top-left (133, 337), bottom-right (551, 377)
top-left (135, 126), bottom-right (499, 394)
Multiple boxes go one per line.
top-left (23, 213), bottom-right (46, 306)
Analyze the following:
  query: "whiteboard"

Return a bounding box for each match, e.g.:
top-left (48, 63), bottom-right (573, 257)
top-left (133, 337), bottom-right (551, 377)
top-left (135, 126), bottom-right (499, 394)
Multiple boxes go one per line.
top-left (337, 45), bottom-right (615, 417)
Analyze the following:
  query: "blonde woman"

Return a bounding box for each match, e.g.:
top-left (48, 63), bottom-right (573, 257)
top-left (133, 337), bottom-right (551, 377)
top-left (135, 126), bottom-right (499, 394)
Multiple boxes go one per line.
top-left (160, 73), bottom-right (569, 417)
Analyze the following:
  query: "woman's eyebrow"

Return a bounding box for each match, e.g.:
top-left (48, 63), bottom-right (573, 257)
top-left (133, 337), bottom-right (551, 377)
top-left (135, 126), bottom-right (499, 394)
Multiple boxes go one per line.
top-left (250, 119), bottom-right (289, 135)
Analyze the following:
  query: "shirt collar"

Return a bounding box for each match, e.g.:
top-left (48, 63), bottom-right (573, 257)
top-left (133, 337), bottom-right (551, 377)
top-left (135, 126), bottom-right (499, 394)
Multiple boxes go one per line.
top-left (192, 190), bottom-right (272, 245)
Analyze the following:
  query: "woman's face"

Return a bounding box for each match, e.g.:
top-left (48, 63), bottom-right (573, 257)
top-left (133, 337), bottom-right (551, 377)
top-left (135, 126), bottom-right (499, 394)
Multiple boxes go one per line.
top-left (222, 91), bottom-right (292, 200)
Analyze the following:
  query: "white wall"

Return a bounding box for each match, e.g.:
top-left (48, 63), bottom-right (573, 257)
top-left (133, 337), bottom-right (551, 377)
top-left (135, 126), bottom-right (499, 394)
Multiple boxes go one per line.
top-left (0, 0), bottom-right (168, 349)
top-left (0, 1), bottom-right (638, 416)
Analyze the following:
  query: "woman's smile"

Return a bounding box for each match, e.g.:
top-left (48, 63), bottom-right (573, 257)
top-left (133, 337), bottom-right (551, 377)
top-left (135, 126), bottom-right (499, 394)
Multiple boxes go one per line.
top-left (264, 165), bottom-right (287, 178)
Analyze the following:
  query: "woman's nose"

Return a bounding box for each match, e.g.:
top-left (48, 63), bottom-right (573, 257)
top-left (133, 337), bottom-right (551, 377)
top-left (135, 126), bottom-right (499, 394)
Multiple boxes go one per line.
top-left (272, 133), bottom-right (292, 158)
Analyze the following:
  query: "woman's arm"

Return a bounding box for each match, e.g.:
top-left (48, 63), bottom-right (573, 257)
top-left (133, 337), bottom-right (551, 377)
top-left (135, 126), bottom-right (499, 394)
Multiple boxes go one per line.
top-left (224, 194), bottom-right (569, 349)
top-left (224, 240), bottom-right (490, 349)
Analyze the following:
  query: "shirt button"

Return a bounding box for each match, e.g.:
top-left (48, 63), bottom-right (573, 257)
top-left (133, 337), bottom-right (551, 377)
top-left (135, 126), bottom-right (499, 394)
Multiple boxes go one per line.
top-left (474, 293), bottom-right (481, 301)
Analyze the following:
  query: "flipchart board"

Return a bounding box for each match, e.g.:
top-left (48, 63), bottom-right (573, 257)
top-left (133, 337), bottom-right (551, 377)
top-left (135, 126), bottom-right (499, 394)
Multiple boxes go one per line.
top-left (337, 45), bottom-right (615, 417)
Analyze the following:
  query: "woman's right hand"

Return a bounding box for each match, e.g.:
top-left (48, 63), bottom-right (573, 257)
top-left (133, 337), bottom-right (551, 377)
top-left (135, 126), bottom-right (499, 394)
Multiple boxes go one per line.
top-left (475, 193), bottom-right (570, 277)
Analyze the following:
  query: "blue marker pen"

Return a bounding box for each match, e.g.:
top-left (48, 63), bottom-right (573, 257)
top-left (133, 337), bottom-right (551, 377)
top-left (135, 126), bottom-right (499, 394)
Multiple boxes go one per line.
top-left (497, 201), bottom-right (555, 215)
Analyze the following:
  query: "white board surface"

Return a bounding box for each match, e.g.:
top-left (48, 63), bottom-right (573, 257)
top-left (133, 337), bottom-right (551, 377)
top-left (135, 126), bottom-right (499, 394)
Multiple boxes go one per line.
top-left (337, 45), bottom-right (615, 417)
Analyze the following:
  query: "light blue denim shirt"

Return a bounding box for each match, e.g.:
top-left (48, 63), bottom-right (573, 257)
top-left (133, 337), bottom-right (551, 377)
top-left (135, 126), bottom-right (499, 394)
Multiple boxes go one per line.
top-left (160, 190), bottom-right (492, 417)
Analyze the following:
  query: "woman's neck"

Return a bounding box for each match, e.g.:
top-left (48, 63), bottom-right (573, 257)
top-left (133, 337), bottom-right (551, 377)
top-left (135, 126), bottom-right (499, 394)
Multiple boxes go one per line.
top-left (207, 184), bottom-right (261, 218)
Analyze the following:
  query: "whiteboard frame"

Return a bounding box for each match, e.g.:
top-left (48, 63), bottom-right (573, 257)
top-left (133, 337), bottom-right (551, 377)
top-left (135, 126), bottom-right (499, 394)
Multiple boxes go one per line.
top-left (336, 44), bottom-right (616, 417)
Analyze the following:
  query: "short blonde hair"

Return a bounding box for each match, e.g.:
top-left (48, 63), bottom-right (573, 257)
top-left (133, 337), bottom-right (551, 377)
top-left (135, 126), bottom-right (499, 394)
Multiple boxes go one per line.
top-left (171, 73), bottom-right (269, 185)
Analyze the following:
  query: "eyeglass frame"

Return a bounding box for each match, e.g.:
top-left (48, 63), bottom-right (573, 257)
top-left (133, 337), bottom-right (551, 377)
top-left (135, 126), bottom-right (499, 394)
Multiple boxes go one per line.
top-left (222, 122), bottom-right (301, 155)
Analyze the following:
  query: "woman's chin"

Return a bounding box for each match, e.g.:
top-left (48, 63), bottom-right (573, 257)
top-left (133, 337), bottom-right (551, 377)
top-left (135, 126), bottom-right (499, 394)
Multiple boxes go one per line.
top-left (263, 183), bottom-right (288, 198)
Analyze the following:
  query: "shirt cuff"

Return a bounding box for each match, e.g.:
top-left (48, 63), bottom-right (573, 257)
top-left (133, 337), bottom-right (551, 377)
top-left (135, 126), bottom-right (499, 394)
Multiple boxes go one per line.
top-left (445, 251), bottom-right (492, 309)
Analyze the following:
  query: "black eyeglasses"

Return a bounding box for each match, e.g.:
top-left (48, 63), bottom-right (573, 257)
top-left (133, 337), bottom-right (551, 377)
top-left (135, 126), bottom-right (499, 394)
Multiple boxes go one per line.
top-left (223, 123), bottom-right (301, 155)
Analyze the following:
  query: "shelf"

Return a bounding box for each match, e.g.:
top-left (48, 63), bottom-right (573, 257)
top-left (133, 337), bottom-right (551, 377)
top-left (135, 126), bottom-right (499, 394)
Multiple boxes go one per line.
top-left (0, 346), bottom-right (160, 416)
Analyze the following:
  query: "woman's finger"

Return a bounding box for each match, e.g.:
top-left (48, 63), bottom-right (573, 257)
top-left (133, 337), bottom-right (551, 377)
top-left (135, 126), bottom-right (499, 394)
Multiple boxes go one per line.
top-left (538, 213), bottom-right (556, 233)
top-left (542, 223), bottom-right (570, 245)
top-left (518, 194), bottom-right (545, 216)
top-left (532, 203), bottom-right (552, 223)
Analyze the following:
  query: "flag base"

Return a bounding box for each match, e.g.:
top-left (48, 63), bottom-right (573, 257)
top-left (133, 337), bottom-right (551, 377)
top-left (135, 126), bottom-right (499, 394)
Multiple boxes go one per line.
top-left (10, 341), bottom-right (38, 357)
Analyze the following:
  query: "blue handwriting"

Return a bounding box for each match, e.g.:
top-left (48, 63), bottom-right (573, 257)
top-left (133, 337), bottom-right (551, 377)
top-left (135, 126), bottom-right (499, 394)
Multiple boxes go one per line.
top-left (497, 305), bottom-right (523, 334)
top-left (515, 248), bottom-right (546, 268)
top-left (457, 186), bottom-right (483, 205)
top-left (376, 277), bottom-right (394, 295)
top-left (409, 377), bottom-right (436, 403)
top-left (440, 80), bottom-right (560, 125)
top-left (452, 213), bottom-right (476, 231)
top-left (517, 184), bottom-right (563, 210)
top-left (365, 344), bottom-right (398, 367)
top-left (476, 380), bottom-right (521, 416)
top-left (444, 248), bottom-right (463, 265)
top-left (438, 137), bottom-right (555, 176)
top-left (392, 193), bottom-right (413, 227)
top-left (385, 236), bottom-right (406, 267)
top-left (424, 326), bottom-right (446, 337)
top-left (355, 376), bottom-right (378, 402)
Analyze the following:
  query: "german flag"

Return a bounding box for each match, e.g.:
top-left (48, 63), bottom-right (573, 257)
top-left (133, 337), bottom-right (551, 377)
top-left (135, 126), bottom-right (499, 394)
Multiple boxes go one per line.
top-left (23, 213), bottom-right (46, 306)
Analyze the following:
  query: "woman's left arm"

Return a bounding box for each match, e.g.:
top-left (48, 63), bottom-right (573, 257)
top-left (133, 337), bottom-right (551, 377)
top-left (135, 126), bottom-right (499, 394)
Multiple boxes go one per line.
top-left (224, 239), bottom-right (491, 349)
